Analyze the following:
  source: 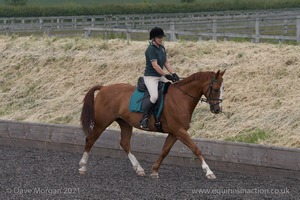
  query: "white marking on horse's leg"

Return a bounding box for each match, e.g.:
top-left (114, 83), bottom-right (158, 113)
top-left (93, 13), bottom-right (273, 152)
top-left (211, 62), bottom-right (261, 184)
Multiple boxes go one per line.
top-left (202, 158), bottom-right (216, 179)
top-left (150, 172), bottom-right (159, 179)
top-left (128, 152), bottom-right (145, 176)
top-left (79, 152), bottom-right (89, 174)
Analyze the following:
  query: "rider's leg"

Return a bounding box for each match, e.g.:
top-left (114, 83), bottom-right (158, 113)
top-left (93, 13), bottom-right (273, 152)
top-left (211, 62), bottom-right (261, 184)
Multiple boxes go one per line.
top-left (140, 76), bottom-right (159, 130)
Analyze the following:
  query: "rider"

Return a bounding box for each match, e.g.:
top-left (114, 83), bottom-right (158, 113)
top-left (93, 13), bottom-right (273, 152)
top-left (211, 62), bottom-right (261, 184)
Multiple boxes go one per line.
top-left (140, 27), bottom-right (180, 130)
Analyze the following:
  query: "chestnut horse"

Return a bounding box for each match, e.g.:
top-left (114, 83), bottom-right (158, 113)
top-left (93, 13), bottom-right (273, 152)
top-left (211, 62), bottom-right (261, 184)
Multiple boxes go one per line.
top-left (79, 70), bottom-right (225, 179)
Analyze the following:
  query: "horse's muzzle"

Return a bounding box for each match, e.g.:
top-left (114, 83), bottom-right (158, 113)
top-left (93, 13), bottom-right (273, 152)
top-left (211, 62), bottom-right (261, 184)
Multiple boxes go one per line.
top-left (210, 104), bottom-right (222, 114)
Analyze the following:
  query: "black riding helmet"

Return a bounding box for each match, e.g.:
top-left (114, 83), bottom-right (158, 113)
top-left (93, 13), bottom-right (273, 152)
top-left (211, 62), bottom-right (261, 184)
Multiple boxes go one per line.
top-left (149, 27), bottom-right (166, 39)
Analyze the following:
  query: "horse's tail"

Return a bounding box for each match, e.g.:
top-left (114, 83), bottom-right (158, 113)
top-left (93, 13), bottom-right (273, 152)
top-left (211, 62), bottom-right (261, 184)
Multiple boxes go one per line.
top-left (80, 85), bottom-right (102, 136)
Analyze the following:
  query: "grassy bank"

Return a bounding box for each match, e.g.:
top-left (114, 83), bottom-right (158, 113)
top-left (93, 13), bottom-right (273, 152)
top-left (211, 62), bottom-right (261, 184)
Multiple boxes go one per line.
top-left (0, 35), bottom-right (299, 148)
top-left (0, 0), bottom-right (300, 17)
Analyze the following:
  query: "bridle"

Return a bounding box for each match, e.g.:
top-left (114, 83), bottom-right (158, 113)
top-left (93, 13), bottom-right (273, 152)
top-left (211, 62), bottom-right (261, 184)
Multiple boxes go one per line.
top-left (205, 78), bottom-right (223, 112)
top-left (173, 77), bottom-right (223, 111)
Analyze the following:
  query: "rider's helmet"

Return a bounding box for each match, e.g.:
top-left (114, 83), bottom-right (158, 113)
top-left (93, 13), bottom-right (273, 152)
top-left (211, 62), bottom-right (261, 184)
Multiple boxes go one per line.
top-left (149, 27), bottom-right (166, 39)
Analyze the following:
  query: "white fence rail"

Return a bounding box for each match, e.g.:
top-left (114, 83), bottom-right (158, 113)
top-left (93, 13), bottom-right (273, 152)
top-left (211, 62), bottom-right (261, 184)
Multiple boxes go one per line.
top-left (1, 10), bottom-right (300, 43)
top-left (85, 15), bottom-right (300, 43)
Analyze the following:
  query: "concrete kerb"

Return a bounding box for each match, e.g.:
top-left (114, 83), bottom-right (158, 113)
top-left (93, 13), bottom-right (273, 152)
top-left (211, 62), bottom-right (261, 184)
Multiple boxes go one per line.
top-left (0, 119), bottom-right (299, 179)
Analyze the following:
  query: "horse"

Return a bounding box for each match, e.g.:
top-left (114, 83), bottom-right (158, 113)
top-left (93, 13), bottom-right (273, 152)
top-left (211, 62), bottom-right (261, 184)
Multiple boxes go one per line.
top-left (79, 69), bottom-right (225, 179)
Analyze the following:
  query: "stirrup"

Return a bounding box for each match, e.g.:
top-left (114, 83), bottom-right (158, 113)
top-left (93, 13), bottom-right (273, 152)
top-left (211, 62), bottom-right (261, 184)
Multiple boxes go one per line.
top-left (140, 118), bottom-right (149, 130)
top-left (155, 121), bottom-right (163, 132)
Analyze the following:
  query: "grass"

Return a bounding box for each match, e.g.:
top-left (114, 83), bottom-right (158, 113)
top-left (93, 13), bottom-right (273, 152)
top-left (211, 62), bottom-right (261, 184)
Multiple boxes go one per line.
top-left (49, 115), bottom-right (74, 124)
top-left (0, 0), bottom-right (300, 17)
top-left (225, 129), bottom-right (269, 144)
top-left (0, 0), bottom-right (181, 6)
top-left (0, 36), bottom-right (299, 148)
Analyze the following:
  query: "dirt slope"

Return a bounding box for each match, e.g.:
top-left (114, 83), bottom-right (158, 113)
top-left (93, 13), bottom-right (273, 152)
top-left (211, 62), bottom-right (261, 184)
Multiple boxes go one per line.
top-left (0, 35), bottom-right (299, 147)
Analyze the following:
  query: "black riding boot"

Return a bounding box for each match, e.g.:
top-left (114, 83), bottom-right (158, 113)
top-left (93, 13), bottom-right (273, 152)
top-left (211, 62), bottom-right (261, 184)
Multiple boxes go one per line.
top-left (140, 101), bottom-right (155, 130)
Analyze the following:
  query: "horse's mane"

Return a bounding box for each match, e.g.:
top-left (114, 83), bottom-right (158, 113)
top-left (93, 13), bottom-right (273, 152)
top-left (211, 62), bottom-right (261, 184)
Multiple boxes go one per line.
top-left (177, 71), bottom-right (214, 86)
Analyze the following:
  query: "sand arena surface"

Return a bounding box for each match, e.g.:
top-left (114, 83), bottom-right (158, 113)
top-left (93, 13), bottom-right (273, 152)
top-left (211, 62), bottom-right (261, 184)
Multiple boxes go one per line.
top-left (0, 146), bottom-right (299, 199)
top-left (0, 36), bottom-right (299, 147)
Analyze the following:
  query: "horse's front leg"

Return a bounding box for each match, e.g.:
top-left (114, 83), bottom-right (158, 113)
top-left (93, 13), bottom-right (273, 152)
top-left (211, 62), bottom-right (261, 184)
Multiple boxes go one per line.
top-left (150, 134), bottom-right (177, 178)
top-left (201, 158), bottom-right (216, 179)
top-left (128, 152), bottom-right (145, 176)
top-left (177, 129), bottom-right (216, 179)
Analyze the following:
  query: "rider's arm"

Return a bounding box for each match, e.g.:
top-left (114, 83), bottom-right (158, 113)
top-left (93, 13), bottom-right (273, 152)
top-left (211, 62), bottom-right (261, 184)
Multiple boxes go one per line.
top-left (164, 58), bottom-right (175, 74)
top-left (151, 60), bottom-right (167, 76)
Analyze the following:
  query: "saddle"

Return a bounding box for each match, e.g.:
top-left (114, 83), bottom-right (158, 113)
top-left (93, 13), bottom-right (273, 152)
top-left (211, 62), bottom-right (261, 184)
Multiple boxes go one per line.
top-left (129, 77), bottom-right (170, 132)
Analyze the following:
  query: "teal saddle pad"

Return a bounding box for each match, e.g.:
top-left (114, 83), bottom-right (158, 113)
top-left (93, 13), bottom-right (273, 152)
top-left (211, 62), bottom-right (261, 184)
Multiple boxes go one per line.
top-left (129, 83), bottom-right (166, 119)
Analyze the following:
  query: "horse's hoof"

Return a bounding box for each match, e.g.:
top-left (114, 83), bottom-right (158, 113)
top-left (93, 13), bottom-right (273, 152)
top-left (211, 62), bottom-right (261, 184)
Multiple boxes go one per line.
top-left (150, 173), bottom-right (159, 179)
top-left (137, 171), bottom-right (146, 176)
top-left (206, 173), bottom-right (216, 180)
top-left (79, 166), bottom-right (87, 175)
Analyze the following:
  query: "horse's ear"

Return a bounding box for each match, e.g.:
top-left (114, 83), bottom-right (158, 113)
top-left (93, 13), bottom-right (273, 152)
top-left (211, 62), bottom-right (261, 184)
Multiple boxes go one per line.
top-left (215, 70), bottom-right (221, 79)
top-left (220, 69), bottom-right (226, 76)
top-left (215, 69), bottom-right (226, 79)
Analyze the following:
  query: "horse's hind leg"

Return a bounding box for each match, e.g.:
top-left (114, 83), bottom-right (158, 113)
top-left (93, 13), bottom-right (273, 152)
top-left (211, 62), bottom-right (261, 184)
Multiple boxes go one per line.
top-left (79, 122), bottom-right (112, 174)
top-left (117, 119), bottom-right (145, 176)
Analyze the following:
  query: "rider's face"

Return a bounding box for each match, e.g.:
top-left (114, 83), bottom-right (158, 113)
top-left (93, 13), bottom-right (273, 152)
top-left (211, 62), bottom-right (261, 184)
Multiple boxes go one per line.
top-left (154, 36), bottom-right (163, 45)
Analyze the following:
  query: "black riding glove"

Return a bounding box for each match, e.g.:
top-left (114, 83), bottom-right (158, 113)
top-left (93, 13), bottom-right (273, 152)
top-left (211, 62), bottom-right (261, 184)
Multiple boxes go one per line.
top-left (172, 73), bottom-right (180, 82)
top-left (165, 74), bottom-right (176, 82)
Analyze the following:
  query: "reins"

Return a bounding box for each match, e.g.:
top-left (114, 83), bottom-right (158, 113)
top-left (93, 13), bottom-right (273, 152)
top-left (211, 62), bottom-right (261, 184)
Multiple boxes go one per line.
top-left (173, 82), bottom-right (209, 103)
top-left (173, 77), bottom-right (222, 105)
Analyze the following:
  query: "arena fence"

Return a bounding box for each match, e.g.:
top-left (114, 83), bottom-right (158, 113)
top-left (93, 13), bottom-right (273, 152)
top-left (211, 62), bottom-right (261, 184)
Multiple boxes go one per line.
top-left (1, 10), bottom-right (300, 43)
top-left (0, 119), bottom-right (299, 179)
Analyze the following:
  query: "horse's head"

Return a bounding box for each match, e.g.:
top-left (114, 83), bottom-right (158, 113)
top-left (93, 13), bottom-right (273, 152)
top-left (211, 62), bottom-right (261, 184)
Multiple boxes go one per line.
top-left (203, 70), bottom-right (226, 114)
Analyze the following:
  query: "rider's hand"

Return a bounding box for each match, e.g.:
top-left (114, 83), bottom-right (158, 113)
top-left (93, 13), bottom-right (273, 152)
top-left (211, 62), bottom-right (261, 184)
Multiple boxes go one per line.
top-left (172, 73), bottom-right (180, 82)
top-left (165, 74), bottom-right (176, 82)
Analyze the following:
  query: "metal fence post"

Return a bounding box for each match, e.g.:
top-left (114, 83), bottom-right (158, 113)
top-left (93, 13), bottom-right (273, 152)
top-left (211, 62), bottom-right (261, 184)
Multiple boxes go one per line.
top-left (91, 17), bottom-right (95, 27)
top-left (297, 16), bottom-right (300, 44)
top-left (169, 22), bottom-right (177, 41)
top-left (57, 18), bottom-right (60, 29)
top-left (39, 18), bottom-right (43, 29)
top-left (3, 19), bottom-right (9, 36)
top-left (45, 28), bottom-right (51, 37)
top-left (72, 17), bottom-right (77, 28)
top-left (21, 19), bottom-right (25, 30)
top-left (198, 35), bottom-right (202, 41)
top-left (283, 19), bottom-right (288, 34)
top-left (126, 27), bottom-right (131, 41)
top-left (84, 29), bottom-right (91, 38)
top-left (255, 18), bottom-right (260, 43)
top-left (212, 18), bottom-right (217, 41)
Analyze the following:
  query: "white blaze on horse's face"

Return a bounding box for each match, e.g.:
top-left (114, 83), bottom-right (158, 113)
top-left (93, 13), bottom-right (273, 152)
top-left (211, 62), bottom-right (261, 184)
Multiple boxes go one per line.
top-left (219, 83), bottom-right (224, 112)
